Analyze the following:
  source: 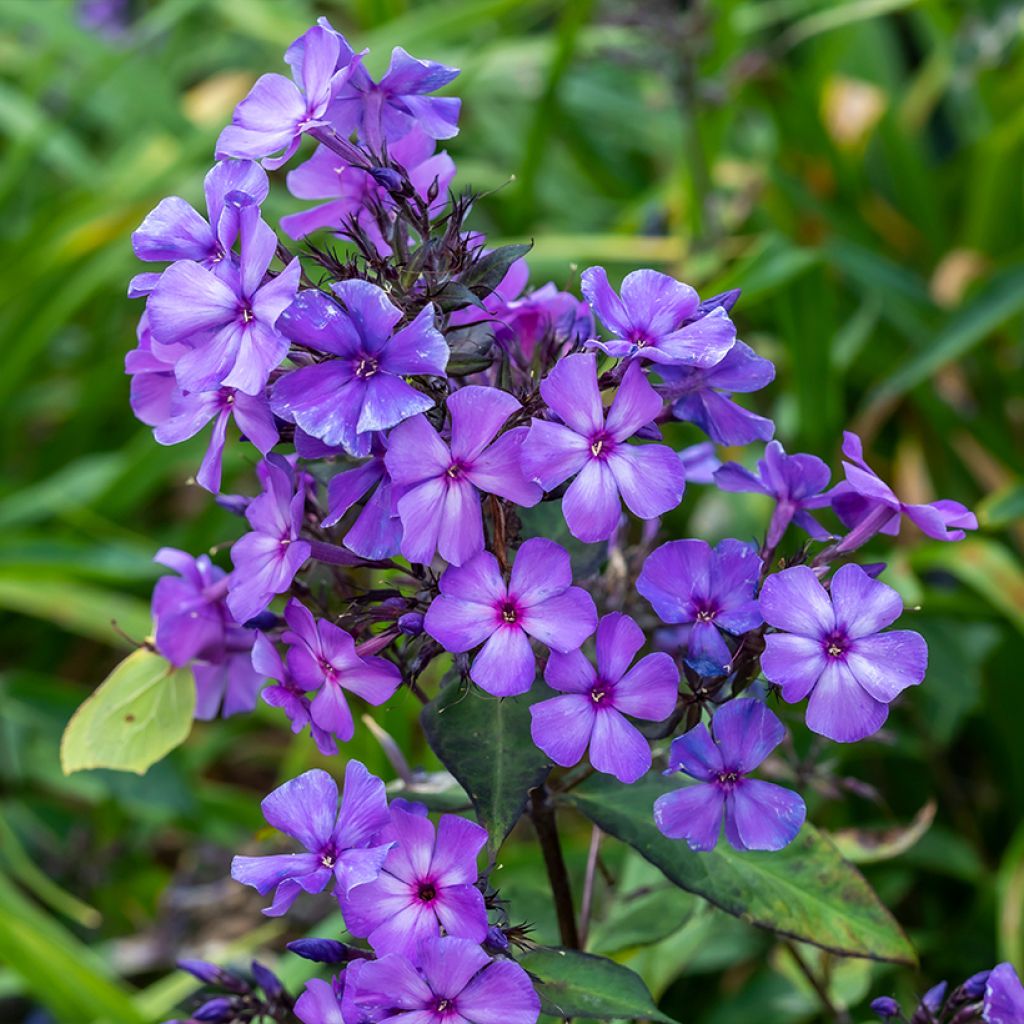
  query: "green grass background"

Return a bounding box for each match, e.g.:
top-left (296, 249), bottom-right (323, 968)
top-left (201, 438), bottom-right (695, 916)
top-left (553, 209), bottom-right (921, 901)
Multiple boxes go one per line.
top-left (0, 0), bottom-right (1022, 1021)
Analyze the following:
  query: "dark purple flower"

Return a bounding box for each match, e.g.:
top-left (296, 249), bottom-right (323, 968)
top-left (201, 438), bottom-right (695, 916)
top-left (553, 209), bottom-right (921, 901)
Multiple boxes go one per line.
top-left (216, 23), bottom-right (363, 170)
top-left (130, 159), bottom-right (268, 297)
top-left (984, 963), bottom-right (1024, 1024)
top-left (637, 539), bottom-right (762, 676)
top-left (323, 438), bottom-right (402, 560)
top-left (530, 612), bottom-right (678, 783)
top-left (252, 632), bottom-right (338, 756)
top-left (327, 33), bottom-right (461, 151)
top-left (714, 440), bottom-right (834, 548)
top-left (654, 699), bottom-right (806, 852)
top-left (870, 996), bottom-right (902, 1020)
top-left (580, 266), bottom-right (736, 366)
top-left (147, 200), bottom-right (300, 396)
top-left (342, 808), bottom-right (488, 956)
top-left (227, 457), bottom-right (312, 624)
top-left (271, 283), bottom-right (448, 457)
top-left (424, 538), bottom-right (597, 696)
top-left (831, 432), bottom-right (977, 548)
top-left (386, 387), bottom-right (541, 566)
top-left (281, 599), bottom-right (402, 741)
top-left (521, 354), bottom-right (686, 542)
top-left (343, 937), bottom-right (540, 1024)
top-left (658, 340), bottom-right (775, 445)
top-left (231, 763), bottom-right (392, 916)
top-left (759, 563), bottom-right (927, 742)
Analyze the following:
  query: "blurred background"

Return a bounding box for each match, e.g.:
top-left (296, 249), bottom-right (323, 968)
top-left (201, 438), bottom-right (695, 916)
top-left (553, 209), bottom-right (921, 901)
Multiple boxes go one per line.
top-left (1, 0), bottom-right (1022, 1021)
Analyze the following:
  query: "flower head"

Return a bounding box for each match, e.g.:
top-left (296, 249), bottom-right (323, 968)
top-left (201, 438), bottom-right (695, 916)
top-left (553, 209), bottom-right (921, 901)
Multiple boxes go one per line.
top-left (231, 763), bottom-right (392, 916)
top-left (386, 386), bottom-right (542, 566)
top-left (271, 283), bottom-right (448, 457)
top-left (714, 440), bottom-right (834, 548)
top-left (637, 539), bottom-right (762, 676)
top-left (759, 563), bottom-right (928, 742)
top-left (984, 963), bottom-right (1024, 1024)
top-left (343, 937), bottom-right (540, 1024)
top-left (580, 266), bottom-right (736, 366)
top-left (342, 808), bottom-right (488, 956)
top-left (521, 354), bottom-right (686, 542)
top-left (424, 537), bottom-right (597, 696)
top-left (654, 699), bottom-right (806, 852)
top-left (530, 612), bottom-right (678, 783)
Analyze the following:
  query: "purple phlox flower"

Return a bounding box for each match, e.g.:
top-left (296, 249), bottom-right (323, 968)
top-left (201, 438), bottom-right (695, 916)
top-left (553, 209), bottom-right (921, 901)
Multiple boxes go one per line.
top-left (714, 440), bottom-right (834, 548)
top-left (386, 386), bottom-right (542, 566)
top-left (342, 808), bottom-right (488, 956)
top-left (130, 159), bottom-right (269, 297)
top-left (637, 538), bottom-right (762, 677)
top-left (657, 339), bottom-right (776, 445)
top-left (232, 762), bottom-right (393, 916)
top-left (580, 266), bottom-right (736, 366)
top-left (323, 435), bottom-right (403, 561)
top-left (297, 973), bottom-right (376, 1024)
top-left (424, 538), bottom-right (598, 697)
top-left (281, 598), bottom-right (402, 742)
top-left (281, 127), bottom-right (455, 247)
top-left (520, 354), bottom-right (686, 542)
top-left (126, 313), bottom-right (177, 426)
top-left (759, 563), bottom-right (928, 743)
top-left (252, 632), bottom-right (338, 756)
top-left (343, 936), bottom-right (540, 1024)
top-left (530, 612), bottom-right (678, 783)
top-left (831, 431), bottom-right (977, 547)
top-left (654, 698), bottom-right (806, 852)
top-left (227, 456), bottom-right (313, 624)
top-left (271, 282), bottom-right (448, 457)
top-left (150, 547), bottom-right (262, 719)
top-left (216, 23), bottom-right (364, 170)
top-left (326, 27), bottom-right (461, 150)
top-left (984, 963), bottom-right (1024, 1024)
top-left (147, 198), bottom-right (300, 396)
top-left (679, 442), bottom-right (721, 484)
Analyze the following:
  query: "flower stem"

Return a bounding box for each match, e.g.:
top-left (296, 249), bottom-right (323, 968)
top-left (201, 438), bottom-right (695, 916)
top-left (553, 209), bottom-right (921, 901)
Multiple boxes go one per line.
top-left (529, 786), bottom-right (579, 948)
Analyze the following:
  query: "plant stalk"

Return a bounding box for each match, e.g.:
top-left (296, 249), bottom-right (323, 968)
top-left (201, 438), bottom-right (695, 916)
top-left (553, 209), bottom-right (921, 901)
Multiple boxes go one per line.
top-left (529, 786), bottom-right (580, 948)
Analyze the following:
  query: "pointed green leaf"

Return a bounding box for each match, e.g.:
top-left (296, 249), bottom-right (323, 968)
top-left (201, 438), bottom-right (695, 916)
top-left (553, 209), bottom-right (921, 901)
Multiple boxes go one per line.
top-left (520, 946), bottom-right (680, 1024)
top-left (567, 773), bottom-right (916, 965)
top-left (60, 647), bottom-right (195, 775)
top-left (421, 677), bottom-right (550, 858)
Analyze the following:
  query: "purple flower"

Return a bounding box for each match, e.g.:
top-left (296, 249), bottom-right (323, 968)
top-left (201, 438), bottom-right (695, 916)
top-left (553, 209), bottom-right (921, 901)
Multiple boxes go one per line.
top-left (654, 699), bottom-right (806, 852)
top-left (386, 387), bottom-right (542, 566)
top-left (295, 976), bottom-right (346, 1024)
top-left (714, 440), bottom-right (834, 548)
top-left (327, 34), bottom-right (461, 151)
top-left (281, 599), bottom-right (402, 742)
top-left (658, 340), bottom-right (775, 445)
top-left (637, 539), bottom-right (762, 676)
top-left (271, 283), bottom-right (448, 457)
top-left (281, 127), bottom-right (455, 247)
top-left (323, 438), bottom-right (402, 560)
top-left (147, 200), bottom-right (300, 396)
top-left (679, 442), bottom-right (721, 484)
top-left (985, 963), bottom-right (1024, 1024)
top-left (759, 563), bottom-right (928, 742)
top-left (424, 538), bottom-right (597, 697)
top-left (252, 632), bottom-right (338, 756)
top-left (130, 159), bottom-right (269, 297)
top-left (342, 808), bottom-right (488, 956)
top-left (831, 431), bottom-right (977, 547)
top-left (227, 457), bottom-right (312, 624)
top-left (521, 354), bottom-right (686, 542)
top-left (530, 612), bottom-right (678, 783)
top-left (869, 996), bottom-right (901, 1020)
top-left (150, 548), bottom-right (263, 719)
top-left (343, 937), bottom-right (540, 1024)
top-left (216, 23), bottom-right (363, 169)
top-left (580, 266), bottom-right (736, 366)
top-left (231, 763), bottom-right (392, 916)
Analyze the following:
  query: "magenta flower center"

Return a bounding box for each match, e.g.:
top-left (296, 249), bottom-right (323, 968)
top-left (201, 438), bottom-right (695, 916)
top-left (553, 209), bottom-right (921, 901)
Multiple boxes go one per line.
top-left (499, 601), bottom-right (519, 624)
top-left (446, 461), bottom-right (464, 480)
top-left (626, 327), bottom-right (651, 348)
top-left (716, 770), bottom-right (741, 788)
top-left (355, 355), bottom-right (380, 379)
top-left (695, 605), bottom-right (717, 623)
top-left (824, 632), bottom-right (847, 659)
top-left (416, 882), bottom-right (437, 903)
top-left (591, 688), bottom-right (608, 704)
top-left (240, 306), bottom-right (254, 323)
top-left (435, 998), bottom-right (452, 1013)
top-left (588, 430), bottom-right (614, 459)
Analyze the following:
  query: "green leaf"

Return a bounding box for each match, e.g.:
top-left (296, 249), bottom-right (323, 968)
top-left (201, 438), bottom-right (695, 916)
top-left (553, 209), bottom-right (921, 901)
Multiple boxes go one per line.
top-left (421, 677), bottom-right (550, 858)
top-left (520, 946), bottom-right (680, 1024)
top-left (61, 648), bottom-right (195, 775)
top-left (567, 773), bottom-right (916, 965)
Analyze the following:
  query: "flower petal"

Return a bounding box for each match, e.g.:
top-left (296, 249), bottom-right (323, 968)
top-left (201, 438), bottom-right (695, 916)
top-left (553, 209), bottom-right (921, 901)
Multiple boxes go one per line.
top-left (606, 444), bottom-right (685, 520)
top-left (653, 784), bottom-right (724, 851)
top-left (666, 722), bottom-right (723, 781)
top-left (261, 768), bottom-right (338, 850)
top-left (612, 652), bottom-right (678, 721)
top-left (471, 626), bottom-right (536, 696)
top-left (758, 565), bottom-right (834, 637)
top-left (431, 815), bottom-right (487, 886)
top-left (761, 633), bottom-right (826, 703)
top-left (424, 595), bottom-right (496, 653)
top-left (562, 459), bottom-right (621, 542)
top-left (456, 959), bottom-right (541, 1024)
top-left (724, 779), bottom-right (805, 852)
top-left (529, 694), bottom-right (594, 767)
top-left (804, 659), bottom-right (888, 743)
top-left (637, 540), bottom-right (710, 624)
top-left (845, 631), bottom-right (927, 703)
top-left (539, 352), bottom-right (603, 436)
top-left (521, 587), bottom-right (597, 652)
top-left (521, 419), bottom-right (590, 491)
top-left (710, 698), bottom-right (785, 775)
top-left (829, 563), bottom-right (902, 639)
top-left (589, 708), bottom-right (651, 783)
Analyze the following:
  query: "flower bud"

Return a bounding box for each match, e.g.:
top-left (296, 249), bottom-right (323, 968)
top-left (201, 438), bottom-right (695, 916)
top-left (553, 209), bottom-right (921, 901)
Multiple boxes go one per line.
top-left (483, 926), bottom-right (510, 955)
top-left (398, 612), bottom-right (424, 636)
top-left (193, 997), bottom-right (235, 1022)
top-left (870, 996), bottom-right (902, 1020)
top-left (287, 938), bottom-right (352, 964)
top-left (251, 960), bottom-right (282, 1000)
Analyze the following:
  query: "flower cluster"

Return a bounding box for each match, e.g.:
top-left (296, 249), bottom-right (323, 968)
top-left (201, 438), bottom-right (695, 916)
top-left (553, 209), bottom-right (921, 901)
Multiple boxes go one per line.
top-left (870, 961), bottom-right (1023, 1024)
top-left (127, 18), bottom-right (980, 1023)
